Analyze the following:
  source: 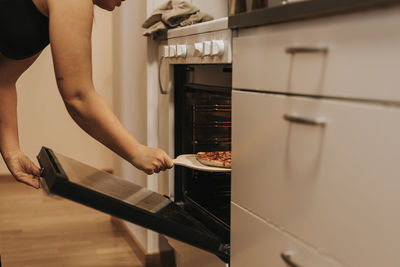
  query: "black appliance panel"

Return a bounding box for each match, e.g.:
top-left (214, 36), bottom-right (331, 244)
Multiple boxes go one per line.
top-left (37, 147), bottom-right (230, 262)
top-left (174, 65), bottom-right (232, 243)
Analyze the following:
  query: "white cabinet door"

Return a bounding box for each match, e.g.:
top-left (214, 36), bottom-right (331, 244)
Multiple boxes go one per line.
top-left (167, 238), bottom-right (226, 267)
top-left (231, 203), bottom-right (344, 267)
top-left (232, 90), bottom-right (400, 267)
top-left (233, 6), bottom-right (400, 102)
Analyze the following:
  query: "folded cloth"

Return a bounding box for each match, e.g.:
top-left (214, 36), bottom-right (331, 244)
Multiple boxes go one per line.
top-left (142, 1), bottom-right (173, 29)
top-left (162, 1), bottom-right (199, 27)
top-left (143, 0), bottom-right (198, 28)
top-left (143, 21), bottom-right (167, 37)
top-left (179, 12), bottom-right (214, 27)
top-left (143, 0), bottom-right (213, 36)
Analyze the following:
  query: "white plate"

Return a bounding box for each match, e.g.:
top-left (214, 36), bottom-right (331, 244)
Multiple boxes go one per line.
top-left (173, 154), bottom-right (231, 173)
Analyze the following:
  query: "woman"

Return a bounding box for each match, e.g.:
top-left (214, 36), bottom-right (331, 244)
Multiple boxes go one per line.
top-left (0, 0), bottom-right (174, 189)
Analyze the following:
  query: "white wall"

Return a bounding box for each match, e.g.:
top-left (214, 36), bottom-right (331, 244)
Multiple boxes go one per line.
top-left (0, 7), bottom-right (114, 175)
top-left (112, 0), bottom-right (229, 255)
top-left (112, 0), bottom-right (150, 253)
top-left (146, 0), bottom-right (171, 255)
top-left (190, 0), bottom-right (228, 19)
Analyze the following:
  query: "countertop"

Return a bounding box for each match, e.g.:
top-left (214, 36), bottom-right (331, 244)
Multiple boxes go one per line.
top-left (229, 0), bottom-right (400, 29)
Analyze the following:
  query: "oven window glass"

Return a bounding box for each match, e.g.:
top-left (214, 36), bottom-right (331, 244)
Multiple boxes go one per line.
top-left (174, 64), bottom-right (232, 242)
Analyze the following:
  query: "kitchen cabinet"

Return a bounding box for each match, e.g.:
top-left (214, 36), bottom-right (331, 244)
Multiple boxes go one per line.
top-left (231, 203), bottom-right (343, 267)
top-left (232, 90), bottom-right (400, 267)
top-left (233, 5), bottom-right (400, 102)
top-left (232, 5), bottom-right (400, 267)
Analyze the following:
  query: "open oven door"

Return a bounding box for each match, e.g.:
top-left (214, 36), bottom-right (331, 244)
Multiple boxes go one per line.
top-left (37, 147), bottom-right (230, 263)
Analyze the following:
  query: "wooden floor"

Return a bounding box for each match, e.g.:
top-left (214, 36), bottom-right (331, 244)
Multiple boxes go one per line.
top-left (0, 175), bottom-right (143, 267)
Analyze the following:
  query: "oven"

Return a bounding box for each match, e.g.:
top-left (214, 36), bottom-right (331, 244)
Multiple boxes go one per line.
top-left (158, 17), bottom-right (233, 267)
top-left (37, 18), bottom-right (233, 267)
top-left (171, 64), bottom-right (232, 264)
top-left (173, 64), bottom-right (232, 233)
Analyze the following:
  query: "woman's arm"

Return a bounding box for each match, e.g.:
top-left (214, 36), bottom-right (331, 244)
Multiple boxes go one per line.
top-left (0, 82), bottom-right (20, 159)
top-left (47, 0), bottom-right (173, 174)
top-left (0, 54), bottom-right (41, 188)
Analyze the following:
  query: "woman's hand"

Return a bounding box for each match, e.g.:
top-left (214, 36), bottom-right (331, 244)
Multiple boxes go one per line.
top-left (131, 145), bottom-right (174, 175)
top-left (2, 151), bottom-right (41, 189)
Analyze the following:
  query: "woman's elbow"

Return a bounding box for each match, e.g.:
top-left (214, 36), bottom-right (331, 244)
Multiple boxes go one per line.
top-left (62, 91), bottom-right (84, 111)
top-left (59, 85), bottom-right (94, 111)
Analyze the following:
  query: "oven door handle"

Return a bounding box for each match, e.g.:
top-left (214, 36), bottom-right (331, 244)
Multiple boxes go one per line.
top-left (159, 56), bottom-right (168, 95)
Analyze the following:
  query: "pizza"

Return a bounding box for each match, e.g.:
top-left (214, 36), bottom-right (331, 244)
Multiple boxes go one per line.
top-left (195, 151), bottom-right (232, 168)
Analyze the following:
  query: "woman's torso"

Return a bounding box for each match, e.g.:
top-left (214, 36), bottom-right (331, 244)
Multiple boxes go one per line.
top-left (0, 0), bottom-right (49, 60)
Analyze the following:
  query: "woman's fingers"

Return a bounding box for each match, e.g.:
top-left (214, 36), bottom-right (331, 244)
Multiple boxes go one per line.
top-left (28, 177), bottom-right (40, 189)
top-left (156, 152), bottom-right (173, 172)
top-left (132, 145), bottom-right (175, 175)
top-left (159, 153), bottom-right (174, 172)
top-left (5, 151), bottom-right (41, 189)
top-left (150, 152), bottom-right (171, 174)
top-left (24, 158), bottom-right (41, 188)
top-left (144, 167), bottom-right (154, 175)
top-left (31, 164), bottom-right (41, 177)
top-left (15, 174), bottom-right (40, 189)
top-left (164, 156), bottom-right (174, 169)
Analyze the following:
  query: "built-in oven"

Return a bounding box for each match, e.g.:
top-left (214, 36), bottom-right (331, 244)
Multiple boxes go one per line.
top-left (173, 63), bottom-right (232, 257)
top-left (37, 17), bottom-right (233, 266)
top-left (158, 17), bottom-right (233, 267)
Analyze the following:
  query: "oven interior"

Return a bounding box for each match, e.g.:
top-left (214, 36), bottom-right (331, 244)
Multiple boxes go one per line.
top-left (174, 64), bottom-right (232, 244)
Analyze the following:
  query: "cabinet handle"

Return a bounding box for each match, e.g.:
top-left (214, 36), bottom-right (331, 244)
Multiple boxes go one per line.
top-left (283, 114), bottom-right (327, 126)
top-left (281, 250), bottom-right (303, 267)
top-left (159, 56), bottom-right (168, 95)
top-left (285, 46), bottom-right (328, 54)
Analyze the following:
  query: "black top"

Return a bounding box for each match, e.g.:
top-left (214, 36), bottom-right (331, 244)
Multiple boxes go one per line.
top-left (0, 0), bottom-right (49, 60)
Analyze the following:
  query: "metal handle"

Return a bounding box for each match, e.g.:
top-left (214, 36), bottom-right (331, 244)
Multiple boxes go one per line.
top-left (281, 0), bottom-right (308, 5)
top-left (159, 56), bottom-right (168, 95)
top-left (286, 46), bottom-right (328, 54)
top-left (281, 250), bottom-right (303, 267)
top-left (284, 114), bottom-right (326, 126)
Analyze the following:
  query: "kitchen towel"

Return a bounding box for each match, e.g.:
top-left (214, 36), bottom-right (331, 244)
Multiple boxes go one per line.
top-left (143, 0), bottom-right (213, 36)
top-left (179, 12), bottom-right (214, 27)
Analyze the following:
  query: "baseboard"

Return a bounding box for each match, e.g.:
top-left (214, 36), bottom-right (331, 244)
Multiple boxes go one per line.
top-left (111, 217), bottom-right (176, 267)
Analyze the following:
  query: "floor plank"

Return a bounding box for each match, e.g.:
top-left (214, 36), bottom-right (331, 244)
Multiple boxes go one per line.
top-left (0, 175), bottom-right (143, 267)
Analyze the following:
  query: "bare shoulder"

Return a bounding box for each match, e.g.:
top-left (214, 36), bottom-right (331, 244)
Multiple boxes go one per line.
top-left (46, 0), bottom-right (93, 13)
top-left (46, 0), bottom-right (94, 35)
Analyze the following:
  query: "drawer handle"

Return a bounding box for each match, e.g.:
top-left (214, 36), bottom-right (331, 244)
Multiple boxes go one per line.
top-left (281, 250), bottom-right (303, 267)
top-left (285, 47), bottom-right (328, 54)
top-left (283, 114), bottom-right (326, 126)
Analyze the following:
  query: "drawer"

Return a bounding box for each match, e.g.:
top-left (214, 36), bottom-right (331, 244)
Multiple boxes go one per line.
top-left (231, 203), bottom-right (344, 267)
top-left (233, 6), bottom-right (400, 102)
top-left (232, 90), bottom-right (400, 267)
